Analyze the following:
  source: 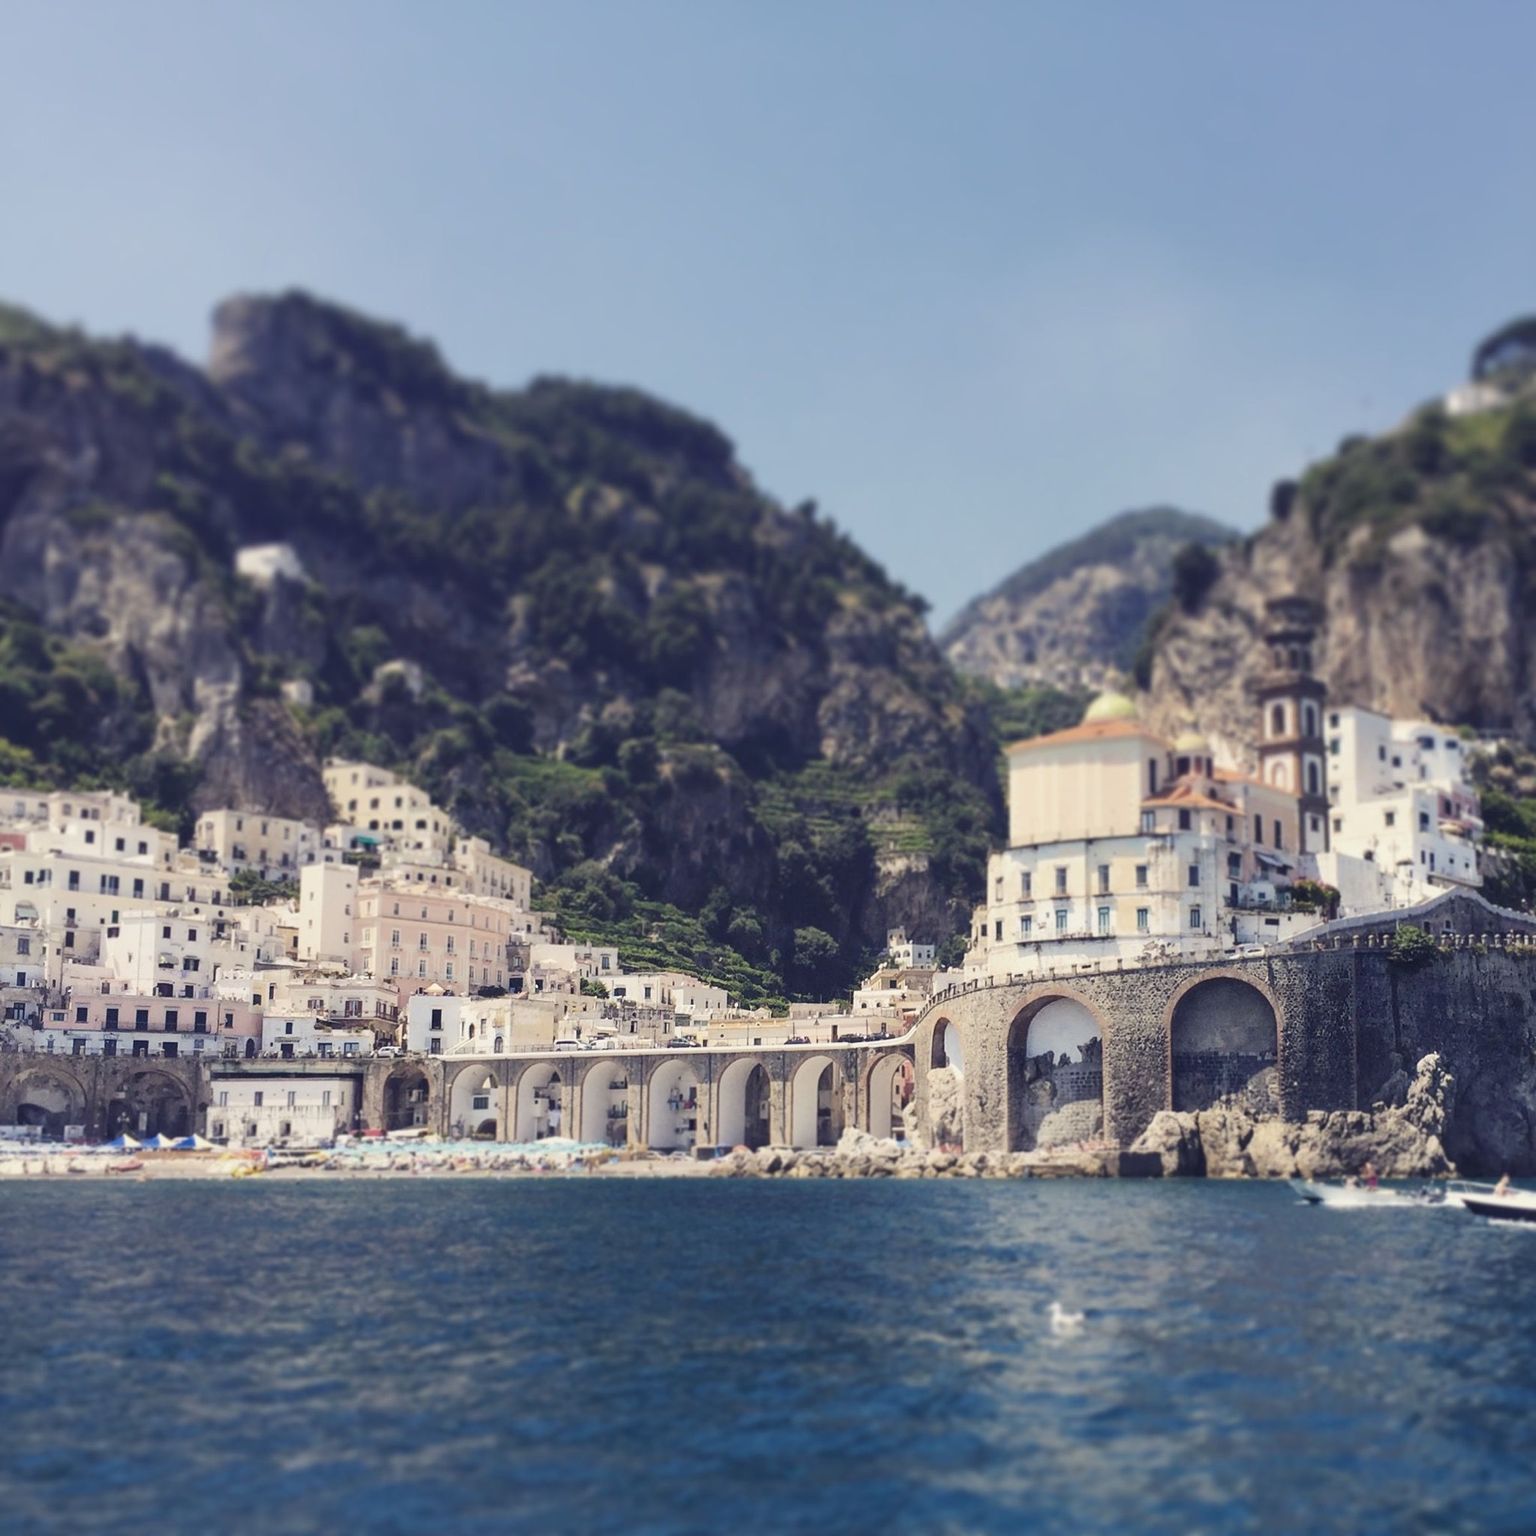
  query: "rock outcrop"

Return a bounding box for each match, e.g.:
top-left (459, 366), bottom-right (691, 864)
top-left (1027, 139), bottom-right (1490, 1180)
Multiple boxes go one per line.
top-left (1130, 1053), bottom-right (1456, 1179)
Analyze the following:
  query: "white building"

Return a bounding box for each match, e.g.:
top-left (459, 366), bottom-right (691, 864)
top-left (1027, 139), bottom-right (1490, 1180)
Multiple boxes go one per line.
top-left (207, 1074), bottom-right (358, 1146)
top-left (1320, 706), bottom-right (1483, 907)
top-left (260, 1014), bottom-right (376, 1060)
top-left (298, 863), bottom-right (359, 968)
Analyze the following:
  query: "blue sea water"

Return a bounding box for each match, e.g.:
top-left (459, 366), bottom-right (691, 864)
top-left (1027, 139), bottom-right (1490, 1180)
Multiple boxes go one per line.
top-left (2, 1178), bottom-right (1535, 1535)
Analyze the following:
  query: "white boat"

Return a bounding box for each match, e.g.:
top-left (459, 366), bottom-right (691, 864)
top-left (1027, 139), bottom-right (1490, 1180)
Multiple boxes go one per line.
top-left (1288, 1178), bottom-right (1440, 1209)
top-left (1455, 1182), bottom-right (1536, 1224)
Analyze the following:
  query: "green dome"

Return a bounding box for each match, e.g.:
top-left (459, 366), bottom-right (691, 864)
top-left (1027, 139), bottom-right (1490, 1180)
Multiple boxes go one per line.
top-left (1172, 727), bottom-right (1210, 754)
top-left (1082, 691), bottom-right (1138, 725)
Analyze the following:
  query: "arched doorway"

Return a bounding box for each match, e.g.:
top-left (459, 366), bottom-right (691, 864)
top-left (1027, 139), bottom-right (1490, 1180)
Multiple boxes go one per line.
top-left (450, 1070), bottom-right (501, 1139)
top-left (716, 1059), bottom-right (772, 1150)
top-left (107, 1070), bottom-right (193, 1139)
top-left (579, 1065), bottom-right (629, 1147)
top-left (1170, 977), bottom-right (1279, 1113)
top-left (383, 1067), bottom-right (432, 1131)
top-left (647, 1059), bottom-right (703, 1151)
top-left (789, 1055), bottom-right (842, 1149)
top-left (515, 1063), bottom-right (565, 1142)
top-left (865, 1053), bottom-right (913, 1140)
top-left (8, 1066), bottom-right (86, 1140)
top-left (1007, 996), bottom-right (1105, 1152)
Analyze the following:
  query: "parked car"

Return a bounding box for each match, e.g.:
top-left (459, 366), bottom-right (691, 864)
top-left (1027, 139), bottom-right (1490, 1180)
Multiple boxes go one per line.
top-left (374, 1045), bottom-right (404, 1058)
top-left (583, 1035), bottom-right (617, 1050)
top-left (784, 1035), bottom-right (811, 1046)
top-left (671, 1035), bottom-right (702, 1048)
top-left (838, 1033), bottom-right (867, 1044)
top-left (553, 1037), bottom-right (584, 1051)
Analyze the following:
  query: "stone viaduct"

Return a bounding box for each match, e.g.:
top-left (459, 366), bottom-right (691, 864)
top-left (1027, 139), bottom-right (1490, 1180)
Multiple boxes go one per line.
top-left (5, 930), bottom-right (1536, 1169)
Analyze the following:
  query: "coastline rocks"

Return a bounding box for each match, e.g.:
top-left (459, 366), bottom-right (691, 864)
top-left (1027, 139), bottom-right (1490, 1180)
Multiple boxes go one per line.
top-left (1129, 1053), bottom-right (1456, 1178)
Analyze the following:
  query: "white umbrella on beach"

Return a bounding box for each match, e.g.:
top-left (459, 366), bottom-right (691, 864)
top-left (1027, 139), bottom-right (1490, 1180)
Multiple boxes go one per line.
top-left (104, 1133), bottom-right (142, 1151)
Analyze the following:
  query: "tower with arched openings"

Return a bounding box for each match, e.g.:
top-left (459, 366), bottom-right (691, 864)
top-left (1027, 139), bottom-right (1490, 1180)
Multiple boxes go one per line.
top-left (1253, 596), bottom-right (1330, 856)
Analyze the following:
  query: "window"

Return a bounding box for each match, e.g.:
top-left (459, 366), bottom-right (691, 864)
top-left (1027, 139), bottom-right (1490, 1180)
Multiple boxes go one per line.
top-left (1097, 864), bottom-right (1110, 894)
top-left (1189, 906), bottom-right (1202, 930)
top-left (1419, 811), bottom-right (1431, 832)
top-left (162, 1041), bottom-right (178, 1058)
top-left (105, 1007), bottom-right (119, 1028)
top-left (1140, 810), bottom-right (1155, 833)
top-left (391, 930), bottom-right (401, 949)
top-left (1096, 906), bottom-right (1110, 936)
top-left (285, 1021), bottom-right (294, 1035)
top-left (163, 1009), bottom-right (177, 1030)
top-left (1054, 867), bottom-right (1067, 896)
top-left (1019, 916), bottom-right (1033, 937)
top-left (322, 1091), bottom-right (332, 1108)
top-left (1188, 864), bottom-right (1200, 888)
top-left (1253, 815), bottom-right (1263, 845)
top-left (1328, 737), bottom-right (1340, 757)
top-left (993, 920), bottom-right (1002, 941)
top-left (1270, 703), bottom-right (1285, 737)
top-left (134, 1009), bottom-right (148, 1029)
top-left (1136, 908), bottom-right (1149, 933)
top-left (1227, 852), bottom-right (1242, 877)
top-left (218, 1091), bottom-right (228, 1107)
top-left (75, 1005), bottom-right (87, 1023)
top-left (1178, 809), bottom-right (1191, 831)
top-left (1333, 817), bottom-right (1343, 833)
top-left (1020, 871), bottom-right (1032, 898)
top-left (1135, 864), bottom-right (1148, 889)
top-left (1273, 821), bottom-right (1283, 851)
top-left (253, 1092), bottom-right (264, 1107)
top-left (430, 1008), bottom-right (443, 1028)
top-left (287, 1090), bottom-right (296, 1108)
top-left (1384, 810), bottom-right (1396, 828)
top-left (1055, 909), bottom-right (1068, 934)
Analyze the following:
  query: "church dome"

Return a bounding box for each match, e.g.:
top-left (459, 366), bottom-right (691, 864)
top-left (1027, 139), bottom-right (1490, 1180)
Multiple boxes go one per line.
top-left (1082, 690), bottom-right (1138, 725)
top-left (1172, 727), bottom-right (1210, 754)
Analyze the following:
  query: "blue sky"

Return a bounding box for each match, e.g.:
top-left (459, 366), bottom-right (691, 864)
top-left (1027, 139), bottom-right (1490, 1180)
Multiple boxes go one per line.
top-left (4, 0), bottom-right (1535, 622)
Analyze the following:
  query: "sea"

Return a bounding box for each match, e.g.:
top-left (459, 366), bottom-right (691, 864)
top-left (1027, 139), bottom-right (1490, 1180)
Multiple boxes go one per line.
top-left (3, 1178), bottom-right (1535, 1535)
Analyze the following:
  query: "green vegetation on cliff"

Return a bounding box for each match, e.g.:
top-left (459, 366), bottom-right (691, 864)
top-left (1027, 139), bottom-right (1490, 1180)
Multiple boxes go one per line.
top-left (0, 292), bottom-right (1003, 1002)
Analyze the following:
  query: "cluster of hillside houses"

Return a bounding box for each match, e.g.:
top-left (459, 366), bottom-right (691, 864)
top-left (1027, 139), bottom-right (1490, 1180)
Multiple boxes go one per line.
top-left (0, 599), bottom-right (1500, 1143)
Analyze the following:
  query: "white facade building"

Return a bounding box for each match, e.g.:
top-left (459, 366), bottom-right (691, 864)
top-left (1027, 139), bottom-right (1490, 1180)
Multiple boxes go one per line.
top-left (207, 1074), bottom-right (357, 1146)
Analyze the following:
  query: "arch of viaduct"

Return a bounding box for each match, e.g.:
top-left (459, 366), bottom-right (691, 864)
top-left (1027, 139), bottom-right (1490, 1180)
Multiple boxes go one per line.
top-left (910, 952), bottom-right (1357, 1153)
top-left (372, 1045), bottom-right (917, 1150)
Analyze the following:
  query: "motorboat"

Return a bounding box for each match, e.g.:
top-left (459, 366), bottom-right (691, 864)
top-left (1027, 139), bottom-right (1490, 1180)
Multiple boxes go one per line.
top-left (1288, 1177), bottom-right (1442, 1208)
top-left (1455, 1182), bottom-right (1536, 1224)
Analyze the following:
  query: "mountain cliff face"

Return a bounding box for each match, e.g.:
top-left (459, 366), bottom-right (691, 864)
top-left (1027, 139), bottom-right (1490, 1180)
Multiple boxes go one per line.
top-left (0, 294), bottom-right (1000, 1000)
top-left (940, 507), bottom-right (1236, 692)
top-left (1145, 371), bottom-right (1536, 765)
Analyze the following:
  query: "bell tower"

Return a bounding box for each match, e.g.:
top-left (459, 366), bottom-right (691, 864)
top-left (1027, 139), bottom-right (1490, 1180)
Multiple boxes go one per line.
top-left (1253, 596), bottom-right (1329, 854)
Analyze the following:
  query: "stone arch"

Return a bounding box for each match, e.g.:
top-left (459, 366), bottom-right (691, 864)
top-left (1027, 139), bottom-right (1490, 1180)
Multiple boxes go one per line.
top-left (107, 1068), bottom-right (194, 1139)
top-left (579, 1061), bottom-right (629, 1147)
top-left (382, 1066), bottom-right (432, 1132)
top-left (1306, 761), bottom-right (1321, 797)
top-left (928, 1017), bottom-right (964, 1075)
top-left (1006, 991), bottom-right (1108, 1152)
top-left (450, 1068), bottom-right (501, 1139)
top-left (788, 1054), bottom-right (842, 1149)
top-left (7, 1062), bottom-right (87, 1139)
top-left (1270, 702), bottom-right (1286, 738)
top-left (647, 1058), bottom-right (703, 1151)
top-left (1267, 758), bottom-right (1291, 790)
top-left (716, 1057), bottom-right (772, 1150)
top-left (864, 1052), bottom-right (913, 1140)
top-left (1165, 973), bottom-right (1280, 1114)
top-left (514, 1062), bottom-right (565, 1142)
top-left (1302, 702), bottom-right (1319, 738)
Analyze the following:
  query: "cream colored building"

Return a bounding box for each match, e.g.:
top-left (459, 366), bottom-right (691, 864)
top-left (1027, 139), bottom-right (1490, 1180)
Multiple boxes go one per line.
top-left (194, 809), bottom-right (324, 880)
top-left (298, 863), bottom-right (359, 969)
top-left (970, 692), bottom-right (1315, 980)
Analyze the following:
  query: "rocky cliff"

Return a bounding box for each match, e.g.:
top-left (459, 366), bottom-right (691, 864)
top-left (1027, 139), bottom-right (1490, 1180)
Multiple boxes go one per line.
top-left (1145, 349), bottom-right (1536, 763)
top-left (941, 507), bottom-right (1236, 692)
top-left (0, 294), bottom-right (1000, 1000)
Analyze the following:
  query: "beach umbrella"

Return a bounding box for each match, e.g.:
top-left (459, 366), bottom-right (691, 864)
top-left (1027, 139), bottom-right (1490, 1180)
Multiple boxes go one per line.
top-left (173, 1134), bottom-right (214, 1150)
top-left (142, 1133), bottom-right (178, 1150)
top-left (104, 1133), bottom-right (142, 1150)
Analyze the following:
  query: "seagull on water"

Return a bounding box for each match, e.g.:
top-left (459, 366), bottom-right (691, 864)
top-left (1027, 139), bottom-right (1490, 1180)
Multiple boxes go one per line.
top-left (1048, 1301), bottom-right (1086, 1336)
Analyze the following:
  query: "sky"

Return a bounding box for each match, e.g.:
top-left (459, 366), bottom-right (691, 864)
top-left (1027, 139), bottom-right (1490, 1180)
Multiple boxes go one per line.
top-left (4, 0), bottom-right (1536, 624)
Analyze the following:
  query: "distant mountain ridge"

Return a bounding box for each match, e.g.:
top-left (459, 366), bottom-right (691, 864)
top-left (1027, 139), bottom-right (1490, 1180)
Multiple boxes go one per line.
top-left (941, 507), bottom-right (1238, 692)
